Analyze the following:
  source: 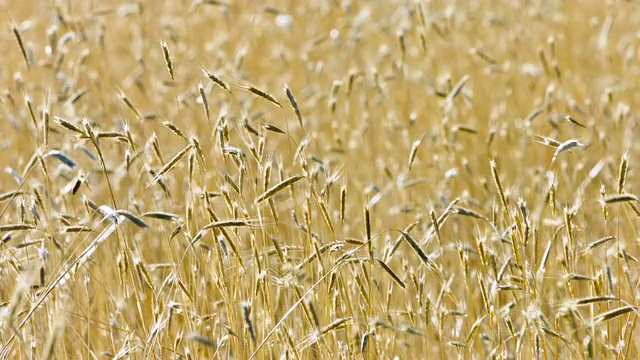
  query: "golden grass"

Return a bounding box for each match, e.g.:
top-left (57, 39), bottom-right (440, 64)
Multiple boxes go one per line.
top-left (1, 1), bottom-right (639, 358)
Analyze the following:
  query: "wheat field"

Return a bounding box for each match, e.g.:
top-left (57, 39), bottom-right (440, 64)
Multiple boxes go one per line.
top-left (0, 0), bottom-right (639, 359)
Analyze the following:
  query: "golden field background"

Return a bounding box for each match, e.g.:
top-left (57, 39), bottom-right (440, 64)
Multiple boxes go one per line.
top-left (0, 0), bottom-right (639, 358)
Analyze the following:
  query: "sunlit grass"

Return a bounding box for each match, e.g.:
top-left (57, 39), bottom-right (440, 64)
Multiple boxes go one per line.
top-left (0, 1), bottom-right (639, 358)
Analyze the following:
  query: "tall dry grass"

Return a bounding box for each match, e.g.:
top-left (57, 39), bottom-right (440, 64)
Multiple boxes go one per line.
top-left (0, 1), bottom-right (639, 359)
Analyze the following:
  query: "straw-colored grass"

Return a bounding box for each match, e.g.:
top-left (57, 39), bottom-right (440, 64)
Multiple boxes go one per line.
top-left (1, 1), bottom-right (639, 359)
